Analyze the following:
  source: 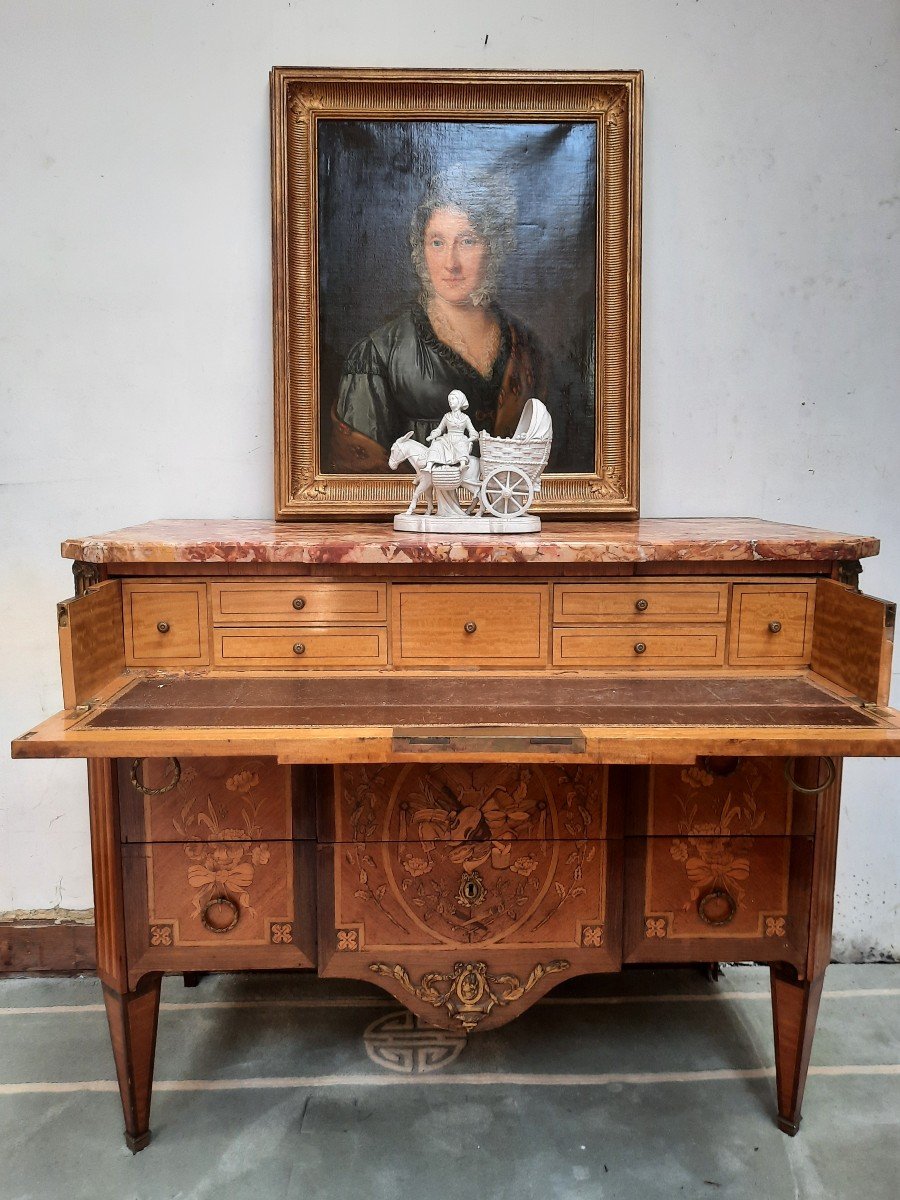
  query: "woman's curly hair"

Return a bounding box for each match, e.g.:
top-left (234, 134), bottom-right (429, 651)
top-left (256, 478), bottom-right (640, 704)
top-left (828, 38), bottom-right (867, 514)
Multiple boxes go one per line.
top-left (409, 165), bottom-right (517, 307)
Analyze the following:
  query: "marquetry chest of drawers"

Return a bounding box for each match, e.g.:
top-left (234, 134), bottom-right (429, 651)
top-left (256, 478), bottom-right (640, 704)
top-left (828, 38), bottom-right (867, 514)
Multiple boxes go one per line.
top-left (12, 517), bottom-right (900, 1151)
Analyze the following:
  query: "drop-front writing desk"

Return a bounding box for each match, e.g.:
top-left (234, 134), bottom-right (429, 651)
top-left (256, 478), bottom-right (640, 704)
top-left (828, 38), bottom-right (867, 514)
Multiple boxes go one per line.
top-left (12, 517), bottom-right (900, 1151)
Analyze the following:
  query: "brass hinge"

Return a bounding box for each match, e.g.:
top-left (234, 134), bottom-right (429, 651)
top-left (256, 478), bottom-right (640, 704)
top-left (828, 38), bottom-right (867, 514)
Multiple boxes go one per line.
top-left (392, 726), bottom-right (586, 754)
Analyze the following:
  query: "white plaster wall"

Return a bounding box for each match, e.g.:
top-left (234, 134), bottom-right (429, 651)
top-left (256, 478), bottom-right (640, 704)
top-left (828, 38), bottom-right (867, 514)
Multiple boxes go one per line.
top-left (1, 0), bottom-right (897, 956)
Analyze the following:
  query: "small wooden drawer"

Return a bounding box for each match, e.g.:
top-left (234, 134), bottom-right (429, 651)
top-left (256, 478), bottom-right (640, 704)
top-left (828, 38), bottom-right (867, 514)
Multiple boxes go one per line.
top-left (555, 583), bottom-right (729, 624)
top-left (624, 835), bottom-right (810, 969)
top-left (629, 757), bottom-right (812, 838)
top-left (123, 840), bottom-right (316, 983)
top-left (118, 756), bottom-right (308, 843)
top-left (211, 582), bottom-right (387, 625)
top-left (392, 585), bottom-right (548, 668)
top-left (123, 583), bottom-right (208, 666)
top-left (212, 627), bottom-right (388, 668)
top-left (553, 625), bottom-right (726, 668)
top-left (729, 584), bottom-right (815, 666)
top-left (323, 762), bottom-right (609, 842)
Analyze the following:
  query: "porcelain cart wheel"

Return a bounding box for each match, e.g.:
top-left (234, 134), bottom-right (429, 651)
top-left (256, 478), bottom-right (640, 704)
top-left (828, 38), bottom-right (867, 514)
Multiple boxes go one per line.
top-left (480, 467), bottom-right (535, 517)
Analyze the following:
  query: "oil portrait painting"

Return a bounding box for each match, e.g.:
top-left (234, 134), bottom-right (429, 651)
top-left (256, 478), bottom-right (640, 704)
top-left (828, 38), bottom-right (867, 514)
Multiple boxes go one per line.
top-left (272, 70), bottom-right (641, 517)
top-left (319, 122), bottom-right (597, 475)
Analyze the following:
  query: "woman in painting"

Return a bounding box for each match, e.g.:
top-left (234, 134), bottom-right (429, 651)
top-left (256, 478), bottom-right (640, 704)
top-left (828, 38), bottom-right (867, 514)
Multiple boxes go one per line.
top-left (329, 166), bottom-right (545, 472)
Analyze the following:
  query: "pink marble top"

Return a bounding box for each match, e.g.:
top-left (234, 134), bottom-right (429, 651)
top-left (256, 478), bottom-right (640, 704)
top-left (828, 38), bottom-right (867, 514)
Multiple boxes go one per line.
top-left (60, 519), bottom-right (880, 565)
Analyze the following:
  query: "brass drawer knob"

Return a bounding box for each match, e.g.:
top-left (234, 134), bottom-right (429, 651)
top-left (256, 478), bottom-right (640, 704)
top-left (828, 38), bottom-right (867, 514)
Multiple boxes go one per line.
top-left (768, 620), bottom-right (782, 634)
top-left (200, 895), bottom-right (240, 934)
top-left (464, 621), bottom-right (477, 634)
top-left (635, 598), bottom-right (649, 612)
top-left (697, 889), bottom-right (737, 926)
top-left (292, 597), bottom-right (306, 610)
top-left (156, 621), bottom-right (170, 634)
top-left (293, 642), bottom-right (306, 655)
top-left (634, 641), bottom-right (647, 654)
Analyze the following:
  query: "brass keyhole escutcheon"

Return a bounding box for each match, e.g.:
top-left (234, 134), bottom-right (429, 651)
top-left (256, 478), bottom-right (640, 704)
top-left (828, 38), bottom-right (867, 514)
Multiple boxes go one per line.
top-left (157, 621), bottom-right (170, 634)
top-left (293, 643), bottom-right (306, 655)
top-left (768, 620), bottom-right (782, 634)
top-left (292, 597), bottom-right (306, 610)
top-left (634, 641), bottom-right (647, 654)
top-left (635, 598), bottom-right (649, 612)
top-left (464, 621), bottom-right (477, 634)
top-left (457, 870), bottom-right (486, 908)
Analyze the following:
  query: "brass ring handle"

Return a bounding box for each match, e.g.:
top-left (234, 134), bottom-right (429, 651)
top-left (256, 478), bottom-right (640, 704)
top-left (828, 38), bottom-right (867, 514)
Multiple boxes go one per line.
top-left (635, 598), bottom-right (649, 612)
top-left (699, 755), bottom-right (742, 778)
top-left (293, 643), bottom-right (306, 655)
top-left (784, 756), bottom-right (836, 794)
top-left (130, 757), bottom-right (181, 795)
top-left (768, 620), bottom-right (782, 634)
top-left (200, 895), bottom-right (240, 934)
top-left (634, 642), bottom-right (647, 654)
top-left (292, 597), bottom-right (306, 610)
top-left (697, 889), bottom-right (737, 926)
top-left (464, 621), bottom-right (477, 634)
top-left (156, 621), bottom-right (170, 634)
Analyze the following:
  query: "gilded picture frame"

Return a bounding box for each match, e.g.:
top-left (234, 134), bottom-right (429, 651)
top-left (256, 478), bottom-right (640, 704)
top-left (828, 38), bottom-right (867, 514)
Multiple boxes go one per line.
top-left (271, 67), bottom-right (642, 519)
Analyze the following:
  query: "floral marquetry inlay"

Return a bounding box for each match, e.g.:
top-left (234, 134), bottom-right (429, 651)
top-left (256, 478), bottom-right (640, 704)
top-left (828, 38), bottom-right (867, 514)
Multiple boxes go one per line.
top-left (149, 924), bottom-right (173, 948)
top-left (333, 764), bottom-right (607, 951)
top-left (644, 917), bottom-right (669, 939)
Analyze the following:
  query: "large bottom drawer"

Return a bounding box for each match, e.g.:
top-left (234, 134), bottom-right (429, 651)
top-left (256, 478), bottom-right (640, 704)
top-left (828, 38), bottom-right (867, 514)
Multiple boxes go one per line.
top-left (623, 835), bottom-right (811, 969)
top-left (123, 840), bottom-right (316, 985)
top-left (316, 837), bottom-right (621, 1030)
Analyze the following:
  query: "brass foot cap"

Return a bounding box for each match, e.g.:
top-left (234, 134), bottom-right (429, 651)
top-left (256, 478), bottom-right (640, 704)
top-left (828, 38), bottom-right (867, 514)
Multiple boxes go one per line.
top-left (776, 1115), bottom-right (800, 1137)
top-left (125, 1129), bottom-right (152, 1154)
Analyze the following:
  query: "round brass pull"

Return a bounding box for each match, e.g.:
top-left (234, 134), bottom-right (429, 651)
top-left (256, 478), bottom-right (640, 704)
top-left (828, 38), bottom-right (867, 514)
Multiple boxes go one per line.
top-left (156, 621), bottom-right (170, 634)
top-left (634, 642), bottom-right (647, 655)
top-left (784, 756), bottom-right (836, 794)
top-left (200, 895), bottom-right (240, 934)
top-left (697, 889), bottom-right (737, 926)
top-left (130, 757), bottom-right (181, 795)
top-left (292, 597), bottom-right (306, 611)
top-left (699, 755), bottom-right (742, 778)
top-left (768, 620), bottom-right (782, 634)
top-left (464, 621), bottom-right (477, 634)
top-left (293, 643), bottom-right (306, 655)
top-left (635, 598), bottom-right (649, 612)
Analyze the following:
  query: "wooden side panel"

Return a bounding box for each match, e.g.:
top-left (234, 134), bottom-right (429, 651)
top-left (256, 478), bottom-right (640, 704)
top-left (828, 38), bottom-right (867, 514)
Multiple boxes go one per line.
top-left (58, 581), bottom-right (125, 708)
top-left (811, 579), bottom-right (895, 704)
top-left (87, 759), bottom-right (128, 990)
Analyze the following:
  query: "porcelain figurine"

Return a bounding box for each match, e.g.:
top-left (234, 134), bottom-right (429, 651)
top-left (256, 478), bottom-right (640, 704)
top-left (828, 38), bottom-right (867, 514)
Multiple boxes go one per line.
top-left (389, 390), bottom-right (553, 534)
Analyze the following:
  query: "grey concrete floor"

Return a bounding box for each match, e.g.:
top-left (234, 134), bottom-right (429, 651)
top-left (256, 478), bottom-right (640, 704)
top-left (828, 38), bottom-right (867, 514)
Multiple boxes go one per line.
top-left (1, 964), bottom-right (898, 1200)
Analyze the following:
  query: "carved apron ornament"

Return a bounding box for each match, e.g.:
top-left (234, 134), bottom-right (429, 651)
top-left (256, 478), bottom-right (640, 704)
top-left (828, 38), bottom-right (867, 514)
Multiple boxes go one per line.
top-left (370, 958), bottom-right (571, 1031)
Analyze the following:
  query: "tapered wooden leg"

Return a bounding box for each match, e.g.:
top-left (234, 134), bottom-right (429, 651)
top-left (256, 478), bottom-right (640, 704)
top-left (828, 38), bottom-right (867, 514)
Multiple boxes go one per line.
top-left (770, 966), bottom-right (824, 1135)
top-left (102, 973), bottom-right (162, 1153)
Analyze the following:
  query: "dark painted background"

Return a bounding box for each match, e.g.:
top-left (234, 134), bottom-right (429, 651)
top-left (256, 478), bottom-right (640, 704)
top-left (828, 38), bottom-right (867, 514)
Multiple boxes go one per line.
top-left (317, 119), bottom-right (598, 473)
